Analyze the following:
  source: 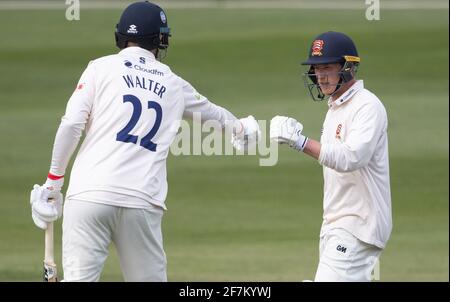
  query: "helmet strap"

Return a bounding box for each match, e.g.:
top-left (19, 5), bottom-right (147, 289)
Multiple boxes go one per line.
top-left (330, 77), bottom-right (344, 97)
top-left (330, 61), bottom-right (357, 97)
top-left (156, 48), bottom-right (168, 61)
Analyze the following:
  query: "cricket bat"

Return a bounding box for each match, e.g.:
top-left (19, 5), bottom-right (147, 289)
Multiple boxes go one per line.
top-left (43, 222), bottom-right (58, 282)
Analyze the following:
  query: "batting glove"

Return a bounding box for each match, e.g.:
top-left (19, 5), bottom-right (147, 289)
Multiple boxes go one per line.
top-left (231, 115), bottom-right (261, 151)
top-left (270, 115), bottom-right (308, 151)
top-left (30, 175), bottom-right (64, 230)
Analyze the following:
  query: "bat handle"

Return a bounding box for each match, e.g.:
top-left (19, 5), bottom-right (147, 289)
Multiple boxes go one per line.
top-left (45, 222), bottom-right (55, 264)
top-left (43, 222), bottom-right (58, 282)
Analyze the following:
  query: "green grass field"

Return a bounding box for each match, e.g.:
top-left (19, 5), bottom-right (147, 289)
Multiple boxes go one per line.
top-left (0, 5), bottom-right (448, 281)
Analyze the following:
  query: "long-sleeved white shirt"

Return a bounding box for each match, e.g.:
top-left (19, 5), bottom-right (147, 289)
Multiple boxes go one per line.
top-left (318, 80), bottom-right (392, 249)
top-left (49, 47), bottom-right (237, 210)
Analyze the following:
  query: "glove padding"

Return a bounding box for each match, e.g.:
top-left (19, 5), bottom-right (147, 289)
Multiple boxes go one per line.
top-left (231, 115), bottom-right (261, 151)
top-left (270, 115), bottom-right (306, 150)
top-left (30, 183), bottom-right (63, 230)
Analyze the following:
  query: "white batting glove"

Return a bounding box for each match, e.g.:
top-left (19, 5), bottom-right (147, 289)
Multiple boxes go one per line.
top-left (231, 115), bottom-right (261, 151)
top-left (30, 177), bottom-right (64, 230)
top-left (270, 115), bottom-right (308, 151)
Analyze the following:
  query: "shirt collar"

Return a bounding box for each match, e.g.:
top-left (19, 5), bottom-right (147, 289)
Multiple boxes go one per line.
top-left (328, 80), bottom-right (364, 108)
top-left (119, 46), bottom-right (157, 61)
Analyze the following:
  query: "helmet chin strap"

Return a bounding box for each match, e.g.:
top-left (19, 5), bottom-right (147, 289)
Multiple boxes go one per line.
top-left (329, 63), bottom-right (354, 98)
top-left (330, 78), bottom-right (344, 97)
top-left (155, 48), bottom-right (168, 61)
top-left (317, 73), bottom-right (344, 100)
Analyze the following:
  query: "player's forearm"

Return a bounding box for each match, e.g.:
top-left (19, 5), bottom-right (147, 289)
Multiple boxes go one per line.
top-left (48, 118), bottom-right (84, 176)
top-left (318, 141), bottom-right (376, 173)
top-left (207, 103), bottom-right (238, 130)
top-left (302, 138), bottom-right (321, 160)
top-left (184, 101), bottom-right (238, 131)
top-left (300, 138), bottom-right (368, 171)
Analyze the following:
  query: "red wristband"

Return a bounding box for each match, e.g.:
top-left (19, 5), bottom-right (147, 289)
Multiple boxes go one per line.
top-left (47, 172), bottom-right (64, 180)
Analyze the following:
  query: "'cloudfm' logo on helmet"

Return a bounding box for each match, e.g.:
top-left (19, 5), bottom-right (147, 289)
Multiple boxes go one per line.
top-left (312, 39), bottom-right (324, 56)
top-left (160, 11), bottom-right (167, 24)
top-left (127, 24), bottom-right (138, 34)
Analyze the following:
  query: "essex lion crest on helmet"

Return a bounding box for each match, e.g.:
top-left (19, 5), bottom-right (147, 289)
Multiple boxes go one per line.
top-left (311, 39), bottom-right (324, 56)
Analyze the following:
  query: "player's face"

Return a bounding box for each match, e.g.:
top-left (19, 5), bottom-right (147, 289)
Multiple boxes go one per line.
top-left (313, 63), bottom-right (342, 95)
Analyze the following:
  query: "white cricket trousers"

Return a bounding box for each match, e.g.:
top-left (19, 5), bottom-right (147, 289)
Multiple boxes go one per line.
top-left (62, 199), bottom-right (167, 282)
top-left (314, 228), bottom-right (382, 282)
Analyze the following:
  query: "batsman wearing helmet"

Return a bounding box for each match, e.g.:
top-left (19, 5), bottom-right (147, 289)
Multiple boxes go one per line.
top-left (270, 32), bottom-right (392, 281)
top-left (29, 1), bottom-right (260, 281)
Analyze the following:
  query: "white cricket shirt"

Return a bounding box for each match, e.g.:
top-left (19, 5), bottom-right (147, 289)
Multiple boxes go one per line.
top-left (318, 80), bottom-right (392, 249)
top-left (49, 47), bottom-right (237, 210)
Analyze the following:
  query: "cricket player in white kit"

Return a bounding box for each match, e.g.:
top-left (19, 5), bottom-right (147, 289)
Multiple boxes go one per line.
top-left (29, 1), bottom-right (260, 282)
top-left (270, 31), bottom-right (392, 281)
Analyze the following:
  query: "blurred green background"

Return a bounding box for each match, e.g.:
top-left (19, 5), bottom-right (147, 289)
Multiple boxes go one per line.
top-left (0, 1), bottom-right (448, 281)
